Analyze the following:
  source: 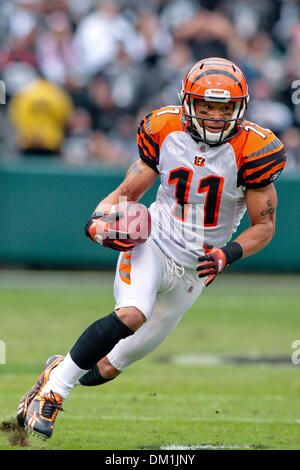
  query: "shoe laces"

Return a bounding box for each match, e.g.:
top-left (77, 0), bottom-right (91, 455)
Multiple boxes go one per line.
top-left (42, 391), bottom-right (64, 419)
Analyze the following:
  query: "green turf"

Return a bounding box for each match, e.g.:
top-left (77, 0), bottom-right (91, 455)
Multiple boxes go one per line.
top-left (0, 271), bottom-right (300, 450)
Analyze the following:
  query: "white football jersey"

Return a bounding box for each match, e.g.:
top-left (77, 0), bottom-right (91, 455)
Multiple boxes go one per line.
top-left (137, 105), bottom-right (286, 268)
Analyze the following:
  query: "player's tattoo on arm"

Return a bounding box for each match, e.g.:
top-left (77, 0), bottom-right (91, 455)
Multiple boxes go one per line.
top-left (260, 208), bottom-right (275, 216)
top-left (126, 162), bottom-right (142, 177)
top-left (260, 200), bottom-right (276, 216)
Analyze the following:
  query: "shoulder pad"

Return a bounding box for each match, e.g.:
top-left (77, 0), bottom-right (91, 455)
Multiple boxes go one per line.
top-left (237, 122), bottom-right (286, 188)
top-left (137, 106), bottom-right (183, 173)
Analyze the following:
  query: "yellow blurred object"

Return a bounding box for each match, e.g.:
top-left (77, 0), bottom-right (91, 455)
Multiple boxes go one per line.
top-left (8, 78), bottom-right (74, 154)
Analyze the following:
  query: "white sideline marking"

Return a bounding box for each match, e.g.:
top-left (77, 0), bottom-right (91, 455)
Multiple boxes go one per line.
top-left (166, 353), bottom-right (292, 367)
top-left (160, 444), bottom-right (251, 450)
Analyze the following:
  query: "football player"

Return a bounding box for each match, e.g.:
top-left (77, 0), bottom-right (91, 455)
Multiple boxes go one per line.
top-left (18, 58), bottom-right (286, 439)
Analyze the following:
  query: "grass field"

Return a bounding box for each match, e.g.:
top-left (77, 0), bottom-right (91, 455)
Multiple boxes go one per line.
top-left (0, 269), bottom-right (300, 450)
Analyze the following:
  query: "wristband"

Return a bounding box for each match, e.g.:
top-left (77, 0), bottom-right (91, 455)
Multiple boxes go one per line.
top-left (221, 242), bottom-right (243, 265)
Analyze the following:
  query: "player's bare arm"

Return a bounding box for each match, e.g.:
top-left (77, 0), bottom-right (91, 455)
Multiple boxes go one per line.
top-left (197, 184), bottom-right (278, 286)
top-left (93, 159), bottom-right (158, 214)
top-left (234, 183), bottom-right (277, 258)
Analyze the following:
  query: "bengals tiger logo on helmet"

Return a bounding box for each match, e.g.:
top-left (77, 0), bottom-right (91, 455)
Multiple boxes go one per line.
top-left (180, 57), bottom-right (249, 146)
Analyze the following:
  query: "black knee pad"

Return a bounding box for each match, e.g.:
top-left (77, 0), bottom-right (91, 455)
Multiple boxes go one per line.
top-left (70, 312), bottom-right (133, 370)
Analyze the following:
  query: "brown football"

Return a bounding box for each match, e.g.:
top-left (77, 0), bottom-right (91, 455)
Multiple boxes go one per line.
top-left (109, 201), bottom-right (151, 245)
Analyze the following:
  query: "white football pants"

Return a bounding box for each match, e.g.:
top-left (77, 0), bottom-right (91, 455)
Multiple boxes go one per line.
top-left (107, 237), bottom-right (205, 371)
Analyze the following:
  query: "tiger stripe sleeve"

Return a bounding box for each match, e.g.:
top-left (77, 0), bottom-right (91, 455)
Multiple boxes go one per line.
top-left (137, 113), bottom-right (160, 174)
top-left (238, 136), bottom-right (287, 188)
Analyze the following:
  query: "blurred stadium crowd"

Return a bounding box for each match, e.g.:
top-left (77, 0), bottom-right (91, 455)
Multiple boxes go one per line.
top-left (0, 0), bottom-right (300, 169)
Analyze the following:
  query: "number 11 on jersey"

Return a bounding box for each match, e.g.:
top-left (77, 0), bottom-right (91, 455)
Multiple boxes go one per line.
top-left (168, 168), bottom-right (224, 227)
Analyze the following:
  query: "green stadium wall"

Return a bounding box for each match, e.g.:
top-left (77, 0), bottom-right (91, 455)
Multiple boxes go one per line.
top-left (0, 158), bottom-right (299, 272)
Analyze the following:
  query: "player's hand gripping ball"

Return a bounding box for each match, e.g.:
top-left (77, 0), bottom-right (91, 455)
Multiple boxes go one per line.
top-left (85, 201), bottom-right (151, 252)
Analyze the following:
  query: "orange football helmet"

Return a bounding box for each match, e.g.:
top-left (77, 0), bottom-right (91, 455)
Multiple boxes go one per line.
top-left (180, 57), bottom-right (249, 145)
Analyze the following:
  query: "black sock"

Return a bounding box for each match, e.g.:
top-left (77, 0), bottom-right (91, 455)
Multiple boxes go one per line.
top-left (79, 364), bottom-right (113, 386)
top-left (70, 311), bottom-right (133, 370)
